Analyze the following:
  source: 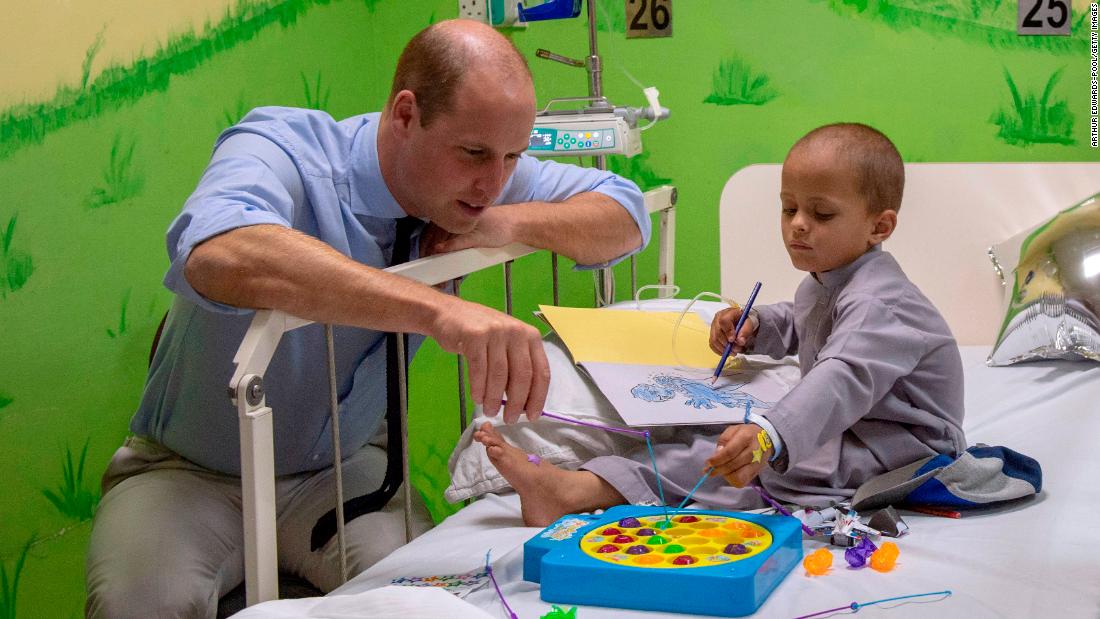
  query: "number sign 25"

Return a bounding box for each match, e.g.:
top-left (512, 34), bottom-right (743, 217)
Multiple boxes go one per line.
top-left (1017, 0), bottom-right (1071, 35)
top-left (626, 0), bottom-right (672, 39)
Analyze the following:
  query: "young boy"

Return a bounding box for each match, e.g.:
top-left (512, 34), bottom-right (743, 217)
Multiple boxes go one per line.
top-left (475, 123), bottom-right (967, 526)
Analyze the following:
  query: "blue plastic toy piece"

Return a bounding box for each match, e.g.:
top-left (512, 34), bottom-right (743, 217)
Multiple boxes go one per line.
top-left (517, 0), bottom-right (583, 22)
top-left (524, 505), bottom-right (803, 617)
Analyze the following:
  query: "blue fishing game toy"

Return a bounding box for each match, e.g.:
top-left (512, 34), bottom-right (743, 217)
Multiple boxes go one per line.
top-left (524, 505), bottom-right (802, 617)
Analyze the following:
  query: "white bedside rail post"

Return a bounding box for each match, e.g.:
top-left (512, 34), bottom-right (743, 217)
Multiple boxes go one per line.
top-left (229, 310), bottom-right (311, 605)
top-left (235, 374), bottom-right (277, 606)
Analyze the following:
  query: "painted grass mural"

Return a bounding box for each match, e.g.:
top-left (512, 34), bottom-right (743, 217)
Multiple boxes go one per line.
top-left (822, 0), bottom-right (1090, 53)
top-left (0, 0), bottom-right (1092, 615)
top-left (105, 289), bottom-right (132, 339)
top-left (0, 0), bottom-right (333, 160)
top-left (222, 91), bottom-right (255, 129)
top-left (41, 441), bottom-right (100, 523)
top-left (84, 134), bottom-right (144, 209)
top-left (81, 27), bottom-right (108, 91)
top-left (607, 152), bottom-right (672, 191)
top-left (704, 55), bottom-right (778, 106)
top-left (300, 70), bottom-right (332, 110)
top-left (0, 214), bottom-right (33, 300)
top-left (992, 67), bottom-right (1075, 145)
top-left (0, 536), bottom-right (35, 619)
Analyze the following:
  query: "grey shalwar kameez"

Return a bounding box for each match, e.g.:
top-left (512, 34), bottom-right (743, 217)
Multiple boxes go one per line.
top-left (583, 246), bottom-right (967, 508)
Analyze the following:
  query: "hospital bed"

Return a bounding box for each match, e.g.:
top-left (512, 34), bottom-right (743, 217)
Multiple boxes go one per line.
top-left (233, 164), bottom-right (1100, 618)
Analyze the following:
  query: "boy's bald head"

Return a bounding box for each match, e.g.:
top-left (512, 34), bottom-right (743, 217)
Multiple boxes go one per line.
top-left (387, 19), bottom-right (532, 127)
top-left (787, 123), bottom-right (904, 214)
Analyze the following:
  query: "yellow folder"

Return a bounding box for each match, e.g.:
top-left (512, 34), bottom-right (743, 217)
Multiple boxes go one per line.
top-left (538, 305), bottom-right (721, 369)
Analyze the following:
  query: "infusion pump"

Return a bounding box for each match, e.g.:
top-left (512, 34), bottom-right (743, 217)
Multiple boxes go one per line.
top-left (527, 111), bottom-right (642, 158)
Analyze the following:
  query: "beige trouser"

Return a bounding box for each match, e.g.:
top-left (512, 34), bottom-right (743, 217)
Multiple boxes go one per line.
top-left (84, 436), bottom-right (432, 619)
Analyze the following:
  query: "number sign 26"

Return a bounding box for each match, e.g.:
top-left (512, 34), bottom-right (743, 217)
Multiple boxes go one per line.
top-left (626, 0), bottom-right (672, 39)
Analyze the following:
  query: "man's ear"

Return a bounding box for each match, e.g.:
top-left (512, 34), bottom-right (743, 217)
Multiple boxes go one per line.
top-left (388, 90), bottom-right (420, 137)
top-left (869, 209), bottom-right (897, 245)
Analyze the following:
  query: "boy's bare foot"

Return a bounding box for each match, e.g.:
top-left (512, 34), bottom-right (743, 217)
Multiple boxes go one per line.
top-left (473, 422), bottom-right (624, 527)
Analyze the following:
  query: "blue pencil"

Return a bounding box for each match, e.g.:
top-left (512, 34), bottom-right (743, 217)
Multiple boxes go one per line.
top-left (711, 281), bottom-right (762, 384)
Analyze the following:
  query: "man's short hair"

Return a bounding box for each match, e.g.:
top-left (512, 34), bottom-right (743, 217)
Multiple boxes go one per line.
top-left (387, 21), bottom-right (531, 127)
top-left (790, 123), bottom-right (905, 213)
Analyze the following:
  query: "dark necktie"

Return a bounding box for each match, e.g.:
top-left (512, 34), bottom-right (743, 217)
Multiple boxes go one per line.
top-left (310, 217), bottom-right (420, 550)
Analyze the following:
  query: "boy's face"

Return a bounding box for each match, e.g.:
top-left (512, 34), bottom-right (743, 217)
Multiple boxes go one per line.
top-left (779, 145), bottom-right (896, 274)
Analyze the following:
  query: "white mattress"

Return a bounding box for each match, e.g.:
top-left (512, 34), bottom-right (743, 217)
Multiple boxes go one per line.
top-left (236, 348), bottom-right (1100, 618)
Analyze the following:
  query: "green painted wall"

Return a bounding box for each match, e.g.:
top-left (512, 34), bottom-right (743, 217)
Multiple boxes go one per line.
top-left (0, 0), bottom-right (1093, 615)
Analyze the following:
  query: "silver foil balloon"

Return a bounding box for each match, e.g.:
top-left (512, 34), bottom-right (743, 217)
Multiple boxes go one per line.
top-left (988, 193), bottom-right (1100, 365)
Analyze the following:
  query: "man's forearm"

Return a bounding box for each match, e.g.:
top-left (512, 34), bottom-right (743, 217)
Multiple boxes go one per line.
top-left (186, 223), bottom-right (553, 421)
top-left (184, 224), bottom-right (452, 335)
top-left (503, 192), bottom-right (643, 265)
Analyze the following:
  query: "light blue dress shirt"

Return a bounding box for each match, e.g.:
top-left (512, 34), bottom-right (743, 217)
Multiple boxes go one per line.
top-left (131, 107), bottom-right (649, 476)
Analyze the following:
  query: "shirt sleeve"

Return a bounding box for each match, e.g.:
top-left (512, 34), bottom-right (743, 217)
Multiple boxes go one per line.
top-left (498, 155), bottom-right (650, 270)
top-left (761, 293), bottom-right (926, 473)
top-left (750, 302), bottom-right (798, 359)
top-left (163, 143), bottom-right (297, 314)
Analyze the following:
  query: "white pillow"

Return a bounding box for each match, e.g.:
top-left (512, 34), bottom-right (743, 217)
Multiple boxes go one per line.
top-left (444, 332), bottom-right (646, 502)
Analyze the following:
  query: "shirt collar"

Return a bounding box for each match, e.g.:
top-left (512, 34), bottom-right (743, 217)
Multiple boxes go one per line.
top-left (350, 113), bottom-right (407, 220)
top-left (816, 244), bottom-right (882, 289)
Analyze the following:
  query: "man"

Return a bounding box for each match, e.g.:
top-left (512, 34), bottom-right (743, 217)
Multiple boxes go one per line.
top-left (85, 18), bottom-right (649, 618)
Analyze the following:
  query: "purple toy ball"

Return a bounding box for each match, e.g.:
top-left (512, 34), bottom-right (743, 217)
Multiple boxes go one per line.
top-left (619, 517), bottom-right (643, 528)
top-left (625, 545), bottom-right (651, 555)
top-left (844, 537), bottom-right (878, 568)
top-left (724, 543), bottom-right (749, 555)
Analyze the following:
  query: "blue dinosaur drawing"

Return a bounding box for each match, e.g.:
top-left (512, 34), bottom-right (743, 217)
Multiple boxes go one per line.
top-left (630, 382), bottom-right (676, 402)
top-left (630, 374), bottom-right (773, 411)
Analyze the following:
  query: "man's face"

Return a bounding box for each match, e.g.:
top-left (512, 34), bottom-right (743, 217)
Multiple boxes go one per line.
top-left (779, 146), bottom-right (884, 274)
top-left (395, 69), bottom-right (536, 234)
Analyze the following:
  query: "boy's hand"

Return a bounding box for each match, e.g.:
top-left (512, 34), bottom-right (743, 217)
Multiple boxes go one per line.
top-left (709, 307), bottom-right (758, 356)
top-left (705, 424), bottom-right (773, 488)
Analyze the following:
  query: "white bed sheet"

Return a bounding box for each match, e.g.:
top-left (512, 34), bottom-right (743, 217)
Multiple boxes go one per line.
top-left (238, 348), bottom-right (1100, 618)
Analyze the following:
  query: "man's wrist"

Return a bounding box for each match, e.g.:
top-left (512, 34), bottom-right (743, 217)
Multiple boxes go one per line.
top-left (403, 280), bottom-right (460, 339)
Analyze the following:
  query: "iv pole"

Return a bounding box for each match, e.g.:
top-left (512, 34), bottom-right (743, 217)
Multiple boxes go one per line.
top-left (583, 0), bottom-right (618, 306)
top-left (535, 0), bottom-right (619, 306)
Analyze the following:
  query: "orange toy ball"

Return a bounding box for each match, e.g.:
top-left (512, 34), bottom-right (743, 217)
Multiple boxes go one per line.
top-left (802, 547), bottom-right (833, 576)
top-left (870, 542), bottom-right (900, 572)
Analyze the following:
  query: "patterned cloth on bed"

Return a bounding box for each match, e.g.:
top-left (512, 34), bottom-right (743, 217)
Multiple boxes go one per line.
top-left (851, 445), bottom-right (1042, 511)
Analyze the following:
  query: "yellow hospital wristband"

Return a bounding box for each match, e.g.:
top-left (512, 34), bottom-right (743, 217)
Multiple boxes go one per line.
top-left (756, 429), bottom-right (773, 453)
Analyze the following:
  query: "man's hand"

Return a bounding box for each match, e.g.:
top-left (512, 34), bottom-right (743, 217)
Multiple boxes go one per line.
top-left (705, 424), bottom-right (773, 488)
top-left (422, 194), bottom-right (643, 267)
top-left (418, 222), bottom-right (457, 258)
top-left (709, 307), bottom-right (758, 356)
top-left (429, 296), bottom-right (549, 424)
top-left (423, 208), bottom-right (516, 256)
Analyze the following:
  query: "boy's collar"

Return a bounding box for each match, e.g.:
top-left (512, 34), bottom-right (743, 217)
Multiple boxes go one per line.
top-left (814, 245), bottom-right (882, 288)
